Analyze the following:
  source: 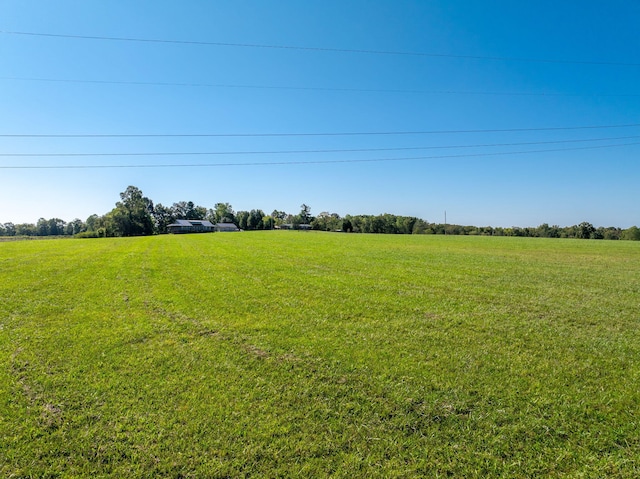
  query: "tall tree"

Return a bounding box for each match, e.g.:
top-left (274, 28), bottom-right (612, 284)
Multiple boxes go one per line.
top-left (15, 223), bottom-right (36, 236)
top-left (85, 214), bottom-right (100, 232)
top-left (213, 202), bottom-right (235, 223)
top-left (236, 211), bottom-right (249, 230)
top-left (108, 186), bottom-right (155, 236)
top-left (172, 201), bottom-right (190, 219)
top-left (299, 204), bottom-right (312, 224)
top-left (271, 210), bottom-right (287, 220)
top-left (248, 209), bottom-right (265, 230)
top-left (577, 222), bottom-right (596, 239)
top-left (270, 210), bottom-right (287, 227)
top-left (36, 218), bottom-right (49, 236)
top-left (47, 218), bottom-right (66, 236)
top-left (263, 215), bottom-right (274, 230)
top-left (153, 203), bottom-right (176, 234)
top-left (171, 201), bottom-right (207, 220)
top-left (622, 226), bottom-right (640, 241)
top-left (2, 223), bottom-right (16, 236)
top-left (66, 218), bottom-right (85, 235)
top-left (312, 212), bottom-right (342, 231)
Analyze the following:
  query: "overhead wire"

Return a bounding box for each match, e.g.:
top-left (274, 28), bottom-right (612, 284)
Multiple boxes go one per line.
top-left (2, 122), bottom-right (640, 138)
top-left (2, 32), bottom-right (638, 171)
top-left (1, 141), bottom-right (638, 169)
top-left (2, 135), bottom-right (640, 157)
top-left (2, 30), bottom-right (640, 66)
top-left (2, 76), bottom-right (639, 97)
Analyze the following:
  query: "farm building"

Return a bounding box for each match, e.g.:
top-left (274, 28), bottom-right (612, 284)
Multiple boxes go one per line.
top-left (214, 222), bottom-right (240, 232)
top-left (167, 219), bottom-right (215, 234)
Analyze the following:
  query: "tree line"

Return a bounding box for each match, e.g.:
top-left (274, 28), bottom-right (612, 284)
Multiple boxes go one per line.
top-left (1, 185), bottom-right (639, 241)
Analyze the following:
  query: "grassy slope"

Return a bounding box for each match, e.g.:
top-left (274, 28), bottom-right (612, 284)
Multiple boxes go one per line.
top-left (1, 233), bottom-right (639, 477)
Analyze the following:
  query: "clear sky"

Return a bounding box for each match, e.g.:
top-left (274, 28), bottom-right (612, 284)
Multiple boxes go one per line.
top-left (1, 0), bottom-right (638, 227)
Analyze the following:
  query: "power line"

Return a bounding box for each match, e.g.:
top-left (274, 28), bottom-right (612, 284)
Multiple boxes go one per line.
top-left (3, 135), bottom-right (640, 157)
top-left (2, 76), bottom-right (639, 97)
top-left (2, 30), bottom-right (640, 67)
top-left (2, 141), bottom-right (638, 169)
top-left (2, 123), bottom-right (640, 138)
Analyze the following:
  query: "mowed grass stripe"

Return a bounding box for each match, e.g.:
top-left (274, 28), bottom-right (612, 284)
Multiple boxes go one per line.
top-left (1, 233), bottom-right (639, 477)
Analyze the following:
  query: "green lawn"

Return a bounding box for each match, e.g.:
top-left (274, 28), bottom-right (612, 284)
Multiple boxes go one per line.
top-left (1, 232), bottom-right (639, 477)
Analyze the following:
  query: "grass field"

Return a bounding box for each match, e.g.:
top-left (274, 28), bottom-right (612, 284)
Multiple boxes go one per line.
top-left (1, 232), bottom-right (639, 477)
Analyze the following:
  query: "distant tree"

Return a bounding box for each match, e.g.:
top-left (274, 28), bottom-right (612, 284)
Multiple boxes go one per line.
top-left (236, 211), bottom-right (249, 230)
top-left (602, 227), bottom-right (621, 240)
top-left (271, 210), bottom-right (286, 219)
top-left (299, 204), bottom-right (312, 224)
top-left (172, 201), bottom-right (208, 220)
top-left (560, 225), bottom-right (576, 238)
top-left (36, 218), bottom-right (49, 236)
top-left (577, 222), bottom-right (596, 239)
top-left (213, 202), bottom-right (235, 223)
top-left (446, 224), bottom-right (465, 235)
top-left (172, 201), bottom-right (190, 219)
top-left (95, 215), bottom-right (108, 237)
top-left (371, 216), bottom-right (385, 234)
top-left (592, 227), bottom-right (605, 240)
top-left (85, 214), bottom-right (100, 232)
top-left (205, 208), bottom-right (216, 224)
top-left (622, 226), bottom-right (640, 241)
top-left (476, 226), bottom-right (494, 236)
top-left (311, 212), bottom-right (328, 231)
top-left (263, 215), bottom-right (274, 230)
top-left (290, 214), bottom-right (301, 229)
top-left (48, 218), bottom-right (66, 236)
top-left (108, 186), bottom-right (155, 236)
top-left (546, 224), bottom-right (561, 238)
top-left (248, 209), bottom-right (265, 230)
top-left (520, 226), bottom-right (534, 238)
top-left (536, 223), bottom-right (550, 238)
top-left (66, 218), bottom-right (85, 235)
top-left (396, 216), bottom-right (418, 234)
top-left (342, 214), bottom-right (429, 235)
top-left (312, 212), bottom-right (342, 231)
top-left (270, 210), bottom-right (287, 227)
top-left (32, 217), bottom-right (66, 236)
top-left (3, 223), bottom-right (16, 236)
top-left (271, 209), bottom-right (287, 220)
top-left (183, 201), bottom-right (198, 219)
top-left (153, 203), bottom-right (176, 234)
top-left (15, 223), bottom-right (36, 236)
top-left (193, 205), bottom-right (208, 220)
top-left (412, 219), bottom-right (429, 234)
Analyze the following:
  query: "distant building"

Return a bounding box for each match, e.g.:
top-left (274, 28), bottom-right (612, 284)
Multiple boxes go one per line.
top-left (214, 222), bottom-right (240, 232)
top-left (167, 219), bottom-right (215, 234)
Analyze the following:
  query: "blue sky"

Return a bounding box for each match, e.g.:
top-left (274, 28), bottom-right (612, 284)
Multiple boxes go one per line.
top-left (1, 1), bottom-right (638, 227)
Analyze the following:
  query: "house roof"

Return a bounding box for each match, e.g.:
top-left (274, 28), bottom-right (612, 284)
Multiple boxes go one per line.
top-left (167, 219), bottom-right (192, 227)
top-left (192, 220), bottom-right (215, 227)
top-left (168, 219), bottom-right (215, 228)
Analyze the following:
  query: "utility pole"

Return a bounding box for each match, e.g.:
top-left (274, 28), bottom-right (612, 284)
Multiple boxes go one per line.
top-left (444, 210), bottom-right (447, 235)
